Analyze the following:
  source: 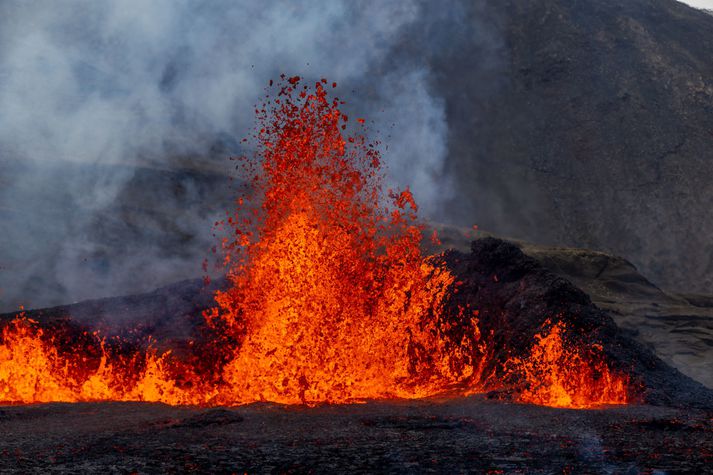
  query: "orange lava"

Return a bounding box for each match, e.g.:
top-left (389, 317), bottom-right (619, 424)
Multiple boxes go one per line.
top-left (507, 320), bottom-right (632, 408)
top-left (0, 316), bottom-right (207, 405)
top-left (207, 77), bottom-right (488, 404)
top-left (0, 77), bottom-right (634, 409)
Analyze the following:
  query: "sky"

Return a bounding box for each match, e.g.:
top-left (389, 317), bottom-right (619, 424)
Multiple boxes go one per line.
top-left (681, 0), bottom-right (713, 9)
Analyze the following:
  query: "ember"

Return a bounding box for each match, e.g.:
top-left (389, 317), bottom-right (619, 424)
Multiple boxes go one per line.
top-left (0, 77), bottom-right (633, 408)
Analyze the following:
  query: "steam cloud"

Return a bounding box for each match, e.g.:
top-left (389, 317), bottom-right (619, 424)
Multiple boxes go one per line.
top-left (0, 0), bottom-right (493, 311)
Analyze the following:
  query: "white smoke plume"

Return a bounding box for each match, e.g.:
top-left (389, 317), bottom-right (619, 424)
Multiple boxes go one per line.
top-left (0, 0), bottom-right (491, 311)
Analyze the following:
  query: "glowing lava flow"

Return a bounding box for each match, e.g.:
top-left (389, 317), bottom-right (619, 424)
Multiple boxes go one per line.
top-left (507, 320), bottom-right (631, 408)
top-left (0, 77), bottom-right (634, 408)
top-left (0, 314), bottom-right (214, 405)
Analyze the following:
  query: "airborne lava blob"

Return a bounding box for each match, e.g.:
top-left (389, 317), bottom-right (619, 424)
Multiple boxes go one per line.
top-left (0, 77), bottom-right (633, 408)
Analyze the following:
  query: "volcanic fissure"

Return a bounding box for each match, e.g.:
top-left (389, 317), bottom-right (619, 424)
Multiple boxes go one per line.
top-left (0, 78), bottom-right (634, 409)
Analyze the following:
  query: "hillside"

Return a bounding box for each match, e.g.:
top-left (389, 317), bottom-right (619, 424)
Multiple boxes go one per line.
top-left (425, 0), bottom-right (713, 294)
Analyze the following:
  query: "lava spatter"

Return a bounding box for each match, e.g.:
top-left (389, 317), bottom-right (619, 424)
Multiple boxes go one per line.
top-left (507, 320), bottom-right (631, 408)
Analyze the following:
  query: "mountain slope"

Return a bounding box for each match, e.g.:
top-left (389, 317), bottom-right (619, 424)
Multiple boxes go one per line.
top-left (429, 0), bottom-right (713, 294)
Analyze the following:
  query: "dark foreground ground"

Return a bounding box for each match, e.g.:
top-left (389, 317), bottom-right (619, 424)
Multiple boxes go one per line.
top-left (1, 396), bottom-right (712, 474)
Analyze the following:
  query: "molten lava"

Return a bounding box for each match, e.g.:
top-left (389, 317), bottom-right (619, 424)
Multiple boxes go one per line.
top-left (0, 315), bottom-right (205, 405)
top-left (0, 77), bottom-right (634, 409)
top-left (507, 320), bottom-right (631, 408)
top-left (207, 76), bottom-right (488, 404)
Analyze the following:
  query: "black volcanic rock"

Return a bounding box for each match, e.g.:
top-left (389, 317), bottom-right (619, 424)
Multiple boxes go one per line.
top-left (431, 222), bottom-right (713, 389)
top-left (1, 399), bottom-right (712, 473)
top-left (440, 238), bottom-right (713, 408)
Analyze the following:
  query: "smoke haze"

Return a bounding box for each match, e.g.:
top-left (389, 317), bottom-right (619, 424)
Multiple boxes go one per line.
top-left (0, 0), bottom-right (498, 311)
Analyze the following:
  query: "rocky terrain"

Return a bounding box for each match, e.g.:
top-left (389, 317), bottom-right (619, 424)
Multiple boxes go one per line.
top-left (426, 0), bottom-right (713, 296)
top-left (1, 398), bottom-right (711, 473)
top-left (527, 243), bottom-right (713, 391)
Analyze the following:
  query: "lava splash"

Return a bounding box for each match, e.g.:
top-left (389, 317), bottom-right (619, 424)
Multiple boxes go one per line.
top-left (0, 77), bottom-right (633, 409)
top-left (508, 320), bottom-right (631, 409)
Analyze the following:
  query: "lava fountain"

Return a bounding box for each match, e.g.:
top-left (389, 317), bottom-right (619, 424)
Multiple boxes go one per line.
top-left (206, 76), bottom-right (488, 404)
top-left (508, 320), bottom-right (632, 409)
top-left (0, 77), bottom-right (633, 408)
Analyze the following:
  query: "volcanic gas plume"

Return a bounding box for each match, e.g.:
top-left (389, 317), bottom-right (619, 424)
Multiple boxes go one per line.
top-left (0, 77), bottom-right (632, 409)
